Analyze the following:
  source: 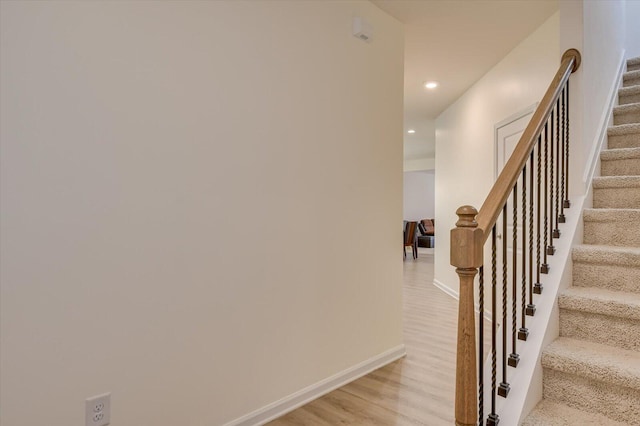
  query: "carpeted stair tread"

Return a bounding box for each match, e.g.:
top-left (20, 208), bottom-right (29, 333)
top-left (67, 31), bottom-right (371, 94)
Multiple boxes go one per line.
top-left (583, 208), bottom-right (640, 221)
top-left (614, 102), bottom-right (640, 125)
top-left (593, 175), bottom-right (640, 188)
top-left (608, 123), bottom-right (640, 136)
top-left (624, 70), bottom-right (640, 86)
top-left (593, 176), bottom-right (640, 208)
top-left (619, 85), bottom-right (640, 106)
top-left (573, 245), bottom-right (640, 294)
top-left (608, 123), bottom-right (640, 148)
top-left (629, 57), bottom-right (640, 72)
top-left (601, 146), bottom-right (640, 175)
top-left (559, 286), bottom-right (640, 320)
top-left (601, 146), bottom-right (640, 160)
top-left (614, 101), bottom-right (640, 124)
top-left (573, 244), bottom-right (640, 266)
top-left (522, 400), bottom-right (629, 426)
top-left (614, 102), bottom-right (640, 114)
top-left (542, 337), bottom-right (640, 391)
top-left (583, 208), bottom-right (640, 246)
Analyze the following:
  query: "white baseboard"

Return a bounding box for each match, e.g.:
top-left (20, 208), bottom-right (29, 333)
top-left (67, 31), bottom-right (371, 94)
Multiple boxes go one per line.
top-left (432, 278), bottom-right (459, 300)
top-left (223, 344), bottom-right (407, 426)
top-left (432, 279), bottom-right (492, 321)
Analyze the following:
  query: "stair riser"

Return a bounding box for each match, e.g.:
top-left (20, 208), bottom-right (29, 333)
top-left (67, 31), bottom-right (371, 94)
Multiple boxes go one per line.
top-left (625, 76), bottom-right (640, 87)
top-left (584, 219), bottom-right (640, 246)
top-left (614, 110), bottom-right (640, 125)
top-left (573, 261), bottom-right (640, 294)
top-left (543, 368), bottom-right (640, 424)
top-left (560, 309), bottom-right (640, 351)
top-left (601, 158), bottom-right (640, 176)
top-left (621, 91), bottom-right (640, 105)
top-left (631, 63), bottom-right (640, 72)
top-left (593, 186), bottom-right (640, 208)
top-left (608, 132), bottom-right (640, 149)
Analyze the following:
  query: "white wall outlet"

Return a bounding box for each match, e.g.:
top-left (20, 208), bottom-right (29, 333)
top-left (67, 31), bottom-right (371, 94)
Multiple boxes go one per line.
top-left (85, 393), bottom-right (111, 426)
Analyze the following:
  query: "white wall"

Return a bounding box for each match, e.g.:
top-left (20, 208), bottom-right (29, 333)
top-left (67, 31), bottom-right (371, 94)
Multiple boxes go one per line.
top-left (578, 0), bottom-right (627, 189)
top-left (404, 157), bottom-right (436, 172)
top-left (0, 2), bottom-right (404, 425)
top-left (403, 171), bottom-right (435, 220)
top-left (403, 118), bottom-right (435, 171)
top-left (434, 13), bottom-right (560, 294)
top-left (626, 0), bottom-right (640, 59)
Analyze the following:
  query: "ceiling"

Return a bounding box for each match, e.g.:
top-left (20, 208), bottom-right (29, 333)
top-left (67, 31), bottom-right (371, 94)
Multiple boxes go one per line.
top-left (371, 0), bottom-right (559, 163)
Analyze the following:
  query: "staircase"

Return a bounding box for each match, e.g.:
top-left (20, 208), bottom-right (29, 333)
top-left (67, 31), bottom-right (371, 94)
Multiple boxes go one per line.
top-left (523, 56), bottom-right (640, 425)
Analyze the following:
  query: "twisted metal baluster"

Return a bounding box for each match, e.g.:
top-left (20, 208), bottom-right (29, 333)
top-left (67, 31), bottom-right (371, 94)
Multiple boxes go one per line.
top-left (548, 108), bottom-right (556, 254)
top-left (509, 184), bottom-right (520, 368)
top-left (542, 122), bottom-right (550, 273)
top-left (535, 136), bottom-right (543, 294)
top-left (496, 219), bottom-right (509, 400)
top-left (559, 88), bottom-right (566, 223)
top-left (519, 169), bottom-right (529, 341)
top-left (527, 150), bottom-right (536, 316)
top-left (553, 98), bottom-right (561, 238)
top-left (488, 230), bottom-right (501, 424)
top-left (478, 264), bottom-right (485, 425)
top-left (564, 81), bottom-right (571, 209)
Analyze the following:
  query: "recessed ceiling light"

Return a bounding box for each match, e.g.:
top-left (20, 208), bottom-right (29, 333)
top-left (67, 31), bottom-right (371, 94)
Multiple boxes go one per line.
top-left (424, 81), bottom-right (439, 89)
top-left (407, 129), bottom-right (416, 134)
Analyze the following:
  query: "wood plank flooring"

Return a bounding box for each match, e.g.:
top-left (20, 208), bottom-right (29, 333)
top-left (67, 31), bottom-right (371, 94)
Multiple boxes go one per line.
top-left (268, 249), bottom-right (458, 425)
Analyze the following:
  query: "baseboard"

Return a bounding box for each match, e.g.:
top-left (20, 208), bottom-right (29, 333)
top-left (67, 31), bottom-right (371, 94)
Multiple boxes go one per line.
top-left (223, 344), bottom-right (407, 426)
top-left (432, 279), bottom-right (492, 321)
top-left (432, 278), bottom-right (459, 300)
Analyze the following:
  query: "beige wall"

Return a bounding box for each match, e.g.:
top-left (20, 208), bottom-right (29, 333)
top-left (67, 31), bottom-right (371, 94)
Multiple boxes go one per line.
top-left (434, 13), bottom-right (560, 294)
top-left (0, 2), bottom-right (404, 425)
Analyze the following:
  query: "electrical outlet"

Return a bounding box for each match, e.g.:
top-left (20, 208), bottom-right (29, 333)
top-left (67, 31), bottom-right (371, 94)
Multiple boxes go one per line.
top-left (85, 393), bottom-right (111, 426)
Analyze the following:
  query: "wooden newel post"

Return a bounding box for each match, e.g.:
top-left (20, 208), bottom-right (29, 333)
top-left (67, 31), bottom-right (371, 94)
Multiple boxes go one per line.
top-left (451, 206), bottom-right (484, 426)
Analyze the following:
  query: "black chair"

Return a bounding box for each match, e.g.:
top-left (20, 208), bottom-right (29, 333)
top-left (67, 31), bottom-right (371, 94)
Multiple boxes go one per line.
top-left (403, 221), bottom-right (418, 259)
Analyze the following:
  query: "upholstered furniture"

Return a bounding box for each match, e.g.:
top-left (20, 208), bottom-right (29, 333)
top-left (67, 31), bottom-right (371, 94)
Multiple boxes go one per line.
top-left (417, 218), bottom-right (435, 248)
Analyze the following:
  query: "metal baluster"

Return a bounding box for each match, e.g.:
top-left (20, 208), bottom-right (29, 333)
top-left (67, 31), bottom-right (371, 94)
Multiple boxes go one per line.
top-left (542, 122), bottom-right (550, 273)
top-left (487, 230), bottom-right (499, 425)
top-left (564, 81), bottom-right (571, 209)
top-left (559, 88), bottom-right (567, 223)
top-left (527, 150), bottom-right (536, 316)
top-left (548, 108), bottom-right (556, 255)
top-left (509, 184), bottom-right (520, 368)
top-left (479, 264), bottom-right (485, 425)
top-left (534, 135), bottom-right (544, 294)
top-left (496, 221), bottom-right (509, 401)
top-left (519, 170), bottom-right (529, 341)
top-left (553, 98), bottom-right (564, 238)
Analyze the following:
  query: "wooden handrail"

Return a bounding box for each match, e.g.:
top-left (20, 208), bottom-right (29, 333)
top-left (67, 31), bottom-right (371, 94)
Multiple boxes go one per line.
top-left (451, 48), bottom-right (581, 426)
top-left (475, 49), bottom-right (581, 241)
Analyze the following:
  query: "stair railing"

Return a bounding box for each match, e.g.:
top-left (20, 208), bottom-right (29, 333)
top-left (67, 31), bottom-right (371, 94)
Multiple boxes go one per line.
top-left (452, 48), bottom-right (581, 426)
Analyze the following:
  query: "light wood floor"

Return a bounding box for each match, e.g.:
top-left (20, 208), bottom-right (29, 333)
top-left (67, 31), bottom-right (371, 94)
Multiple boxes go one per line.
top-left (268, 248), bottom-right (458, 425)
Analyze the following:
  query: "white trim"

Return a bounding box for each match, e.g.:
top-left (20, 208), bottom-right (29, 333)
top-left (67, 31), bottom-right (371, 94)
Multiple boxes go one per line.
top-left (583, 50), bottom-right (626, 187)
top-left (223, 345), bottom-right (407, 426)
top-left (432, 278), bottom-right (459, 300)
